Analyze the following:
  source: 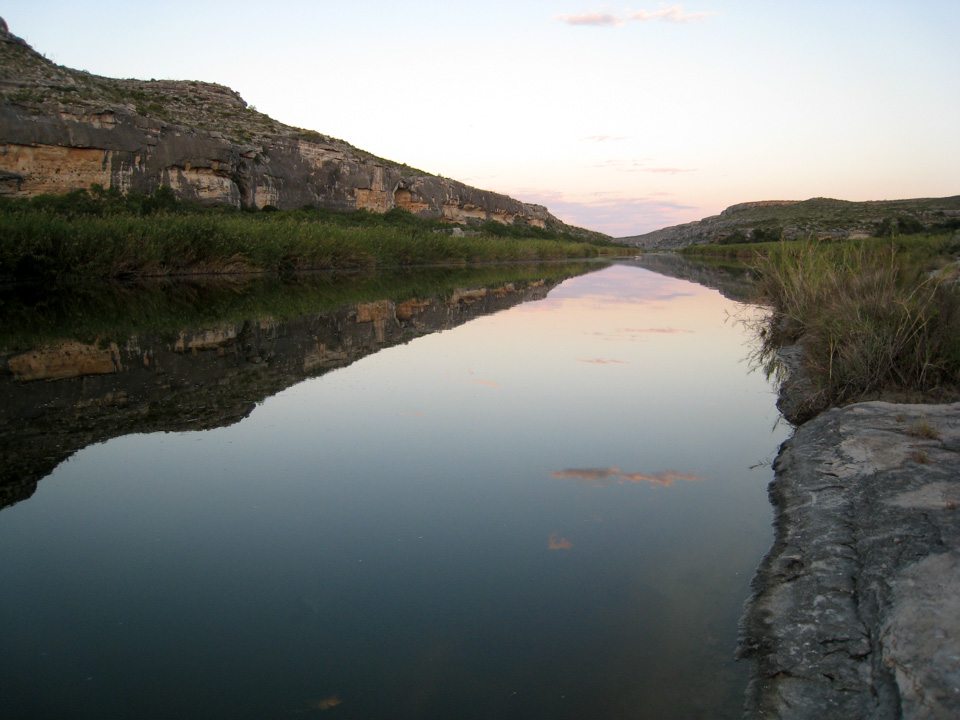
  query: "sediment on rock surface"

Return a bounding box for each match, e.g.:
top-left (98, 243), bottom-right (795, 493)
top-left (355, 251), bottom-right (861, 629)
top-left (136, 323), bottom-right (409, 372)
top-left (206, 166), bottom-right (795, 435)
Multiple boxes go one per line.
top-left (739, 401), bottom-right (960, 719)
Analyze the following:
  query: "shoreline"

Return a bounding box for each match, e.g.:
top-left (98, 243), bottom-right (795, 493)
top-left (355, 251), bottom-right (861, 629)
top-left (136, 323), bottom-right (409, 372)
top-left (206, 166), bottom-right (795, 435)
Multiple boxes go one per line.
top-left (739, 373), bottom-right (960, 717)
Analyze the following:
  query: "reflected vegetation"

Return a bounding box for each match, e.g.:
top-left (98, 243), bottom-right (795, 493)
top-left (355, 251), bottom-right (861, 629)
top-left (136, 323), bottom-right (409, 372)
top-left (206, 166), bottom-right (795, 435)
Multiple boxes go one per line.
top-left (625, 252), bottom-right (757, 302)
top-left (0, 258), bottom-right (786, 720)
top-left (0, 262), bottom-right (598, 511)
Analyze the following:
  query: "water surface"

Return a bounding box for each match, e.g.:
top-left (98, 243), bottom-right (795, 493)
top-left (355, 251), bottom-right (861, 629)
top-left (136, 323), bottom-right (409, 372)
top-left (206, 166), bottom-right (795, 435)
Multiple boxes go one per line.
top-left (0, 262), bottom-right (787, 719)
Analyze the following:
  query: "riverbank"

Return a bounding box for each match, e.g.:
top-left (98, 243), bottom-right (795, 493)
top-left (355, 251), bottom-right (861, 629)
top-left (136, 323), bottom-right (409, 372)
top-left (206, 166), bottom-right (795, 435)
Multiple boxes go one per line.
top-left (738, 316), bottom-right (960, 716)
top-left (0, 188), bottom-right (615, 282)
top-left (739, 396), bottom-right (960, 719)
top-left (606, 252), bottom-right (960, 717)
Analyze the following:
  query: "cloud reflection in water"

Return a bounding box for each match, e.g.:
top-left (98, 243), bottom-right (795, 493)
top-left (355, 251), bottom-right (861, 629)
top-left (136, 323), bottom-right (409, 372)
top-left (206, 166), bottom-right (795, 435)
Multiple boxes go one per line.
top-left (551, 467), bottom-right (705, 488)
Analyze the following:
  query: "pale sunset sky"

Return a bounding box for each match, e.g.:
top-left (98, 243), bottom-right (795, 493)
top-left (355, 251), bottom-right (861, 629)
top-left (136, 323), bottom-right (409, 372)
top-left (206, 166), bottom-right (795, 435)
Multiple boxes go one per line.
top-left (5, 1), bottom-right (958, 236)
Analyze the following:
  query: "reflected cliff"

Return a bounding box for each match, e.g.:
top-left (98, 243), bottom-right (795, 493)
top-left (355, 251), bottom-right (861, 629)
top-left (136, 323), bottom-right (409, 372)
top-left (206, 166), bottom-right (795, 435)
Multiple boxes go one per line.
top-left (622, 254), bottom-right (757, 303)
top-left (0, 263), bottom-right (598, 510)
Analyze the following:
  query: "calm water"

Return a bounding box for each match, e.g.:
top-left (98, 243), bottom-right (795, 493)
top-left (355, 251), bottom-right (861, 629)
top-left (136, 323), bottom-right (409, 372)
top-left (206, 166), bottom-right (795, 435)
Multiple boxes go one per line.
top-left (0, 262), bottom-right (787, 719)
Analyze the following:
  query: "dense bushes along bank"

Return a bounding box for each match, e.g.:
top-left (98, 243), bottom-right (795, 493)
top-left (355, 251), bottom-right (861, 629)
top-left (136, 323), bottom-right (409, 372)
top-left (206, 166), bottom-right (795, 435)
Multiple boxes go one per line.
top-left (0, 187), bottom-right (615, 281)
top-left (696, 234), bottom-right (960, 417)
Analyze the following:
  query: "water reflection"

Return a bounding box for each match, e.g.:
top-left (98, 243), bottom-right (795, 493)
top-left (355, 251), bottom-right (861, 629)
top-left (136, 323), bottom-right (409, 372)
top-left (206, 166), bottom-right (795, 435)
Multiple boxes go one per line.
top-left (552, 467), bottom-right (706, 487)
top-left (0, 261), bottom-right (788, 720)
top-left (0, 263), bottom-right (596, 511)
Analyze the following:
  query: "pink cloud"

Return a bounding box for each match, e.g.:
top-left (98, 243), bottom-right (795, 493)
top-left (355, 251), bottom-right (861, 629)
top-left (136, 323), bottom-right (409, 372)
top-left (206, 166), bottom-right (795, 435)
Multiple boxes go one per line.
top-left (592, 159), bottom-right (697, 174)
top-left (556, 12), bottom-right (623, 26)
top-left (558, 5), bottom-right (718, 28)
top-left (498, 187), bottom-right (702, 236)
top-left (576, 358), bottom-right (629, 364)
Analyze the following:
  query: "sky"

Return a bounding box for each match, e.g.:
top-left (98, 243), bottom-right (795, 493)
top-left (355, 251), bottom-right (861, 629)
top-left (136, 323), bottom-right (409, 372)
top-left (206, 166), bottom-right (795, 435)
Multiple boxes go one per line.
top-left (4, 1), bottom-right (959, 236)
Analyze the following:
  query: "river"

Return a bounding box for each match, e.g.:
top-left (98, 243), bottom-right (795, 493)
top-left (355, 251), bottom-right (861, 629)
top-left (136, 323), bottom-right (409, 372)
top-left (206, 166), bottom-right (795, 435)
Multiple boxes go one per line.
top-left (0, 259), bottom-right (788, 719)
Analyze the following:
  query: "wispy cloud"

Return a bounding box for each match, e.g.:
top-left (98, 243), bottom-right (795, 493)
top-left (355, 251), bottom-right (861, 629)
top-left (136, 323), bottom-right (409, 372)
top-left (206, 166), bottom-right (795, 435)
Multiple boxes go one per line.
top-left (630, 5), bottom-right (719, 23)
top-left (594, 159), bottom-right (697, 174)
top-left (558, 5), bottom-right (718, 27)
top-left (548, 532), bottom-right (574, 550)
top-left (556, 12), bottom-right (624, 26)
top-left (581, 134), bottom-right (631, 142)
top-left (576, 358), bottom-right (630, 364)
top-left (501, 187), bottom-right (702, 236)
top-left (643, 167), bottom-right (697, 174)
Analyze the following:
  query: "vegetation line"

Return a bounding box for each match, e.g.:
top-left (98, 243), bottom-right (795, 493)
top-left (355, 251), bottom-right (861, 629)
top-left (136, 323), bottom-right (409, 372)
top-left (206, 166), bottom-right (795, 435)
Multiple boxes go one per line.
top-left (727, 234), bottom-right (960, 418)
top-left (0, 187), bottom-right (620, 282)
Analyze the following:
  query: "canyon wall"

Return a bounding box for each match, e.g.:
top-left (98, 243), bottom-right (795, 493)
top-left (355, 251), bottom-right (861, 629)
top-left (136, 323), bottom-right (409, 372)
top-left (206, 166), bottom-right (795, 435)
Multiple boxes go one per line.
top-left (0, 20), bottom-right (566, 231)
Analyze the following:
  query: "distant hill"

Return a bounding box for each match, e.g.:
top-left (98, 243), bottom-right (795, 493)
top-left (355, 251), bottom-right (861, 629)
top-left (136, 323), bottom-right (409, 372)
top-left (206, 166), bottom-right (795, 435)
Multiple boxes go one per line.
top-left (620, 196), bottom-right (960, 250)
top-left (0, 17), bottom-right (606, 242)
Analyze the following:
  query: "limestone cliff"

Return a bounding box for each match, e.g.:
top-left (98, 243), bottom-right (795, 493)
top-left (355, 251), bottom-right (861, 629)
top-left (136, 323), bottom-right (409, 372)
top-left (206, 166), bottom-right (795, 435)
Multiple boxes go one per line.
top-left (0, 19), bottom-right (591, 235)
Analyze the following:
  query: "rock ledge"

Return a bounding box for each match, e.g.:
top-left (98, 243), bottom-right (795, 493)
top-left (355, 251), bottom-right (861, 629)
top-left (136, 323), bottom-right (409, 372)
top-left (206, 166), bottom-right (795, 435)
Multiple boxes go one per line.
top-left (740, 401), bottom-right (960, 719)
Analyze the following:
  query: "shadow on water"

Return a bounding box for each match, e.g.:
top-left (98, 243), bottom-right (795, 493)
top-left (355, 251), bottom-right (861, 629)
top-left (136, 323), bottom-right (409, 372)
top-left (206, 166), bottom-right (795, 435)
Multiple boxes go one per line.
top-left (0, 262), bottom-right (600, 510)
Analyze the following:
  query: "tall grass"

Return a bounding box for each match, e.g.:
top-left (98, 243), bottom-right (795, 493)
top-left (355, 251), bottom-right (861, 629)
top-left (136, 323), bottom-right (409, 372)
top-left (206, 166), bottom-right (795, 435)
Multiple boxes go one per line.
top-left (0, 211), bottom-right (600, 281)
top-left (752, 239), bottom-right (960, 414)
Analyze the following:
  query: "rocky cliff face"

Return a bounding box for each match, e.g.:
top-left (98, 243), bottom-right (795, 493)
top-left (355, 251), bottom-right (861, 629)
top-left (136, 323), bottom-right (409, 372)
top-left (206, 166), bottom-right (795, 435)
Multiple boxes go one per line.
top-left (0, 19), bottom-right (580, 233)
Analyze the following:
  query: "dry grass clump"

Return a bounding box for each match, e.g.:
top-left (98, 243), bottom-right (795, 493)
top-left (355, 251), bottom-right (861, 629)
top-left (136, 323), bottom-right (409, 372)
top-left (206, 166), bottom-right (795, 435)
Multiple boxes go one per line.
top-left (753, 240), bottom-right (960, 412)
top-left (905, 417), bottom-right (941, 440)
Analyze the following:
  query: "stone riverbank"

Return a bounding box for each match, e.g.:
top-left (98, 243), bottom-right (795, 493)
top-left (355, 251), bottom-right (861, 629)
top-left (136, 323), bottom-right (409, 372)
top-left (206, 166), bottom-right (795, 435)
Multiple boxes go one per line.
top-left (739, 399), bottom-right (960, 719)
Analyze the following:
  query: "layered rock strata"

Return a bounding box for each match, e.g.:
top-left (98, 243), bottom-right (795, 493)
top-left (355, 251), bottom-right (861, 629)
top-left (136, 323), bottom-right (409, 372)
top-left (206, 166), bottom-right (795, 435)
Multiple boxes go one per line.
top-left (0, 19), bottom-right (582, 234)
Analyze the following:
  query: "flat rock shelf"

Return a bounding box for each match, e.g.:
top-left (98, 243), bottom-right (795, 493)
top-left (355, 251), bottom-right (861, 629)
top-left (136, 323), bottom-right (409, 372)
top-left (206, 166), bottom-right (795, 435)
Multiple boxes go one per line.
top-left (739, 401), bottom-right (960, 720)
